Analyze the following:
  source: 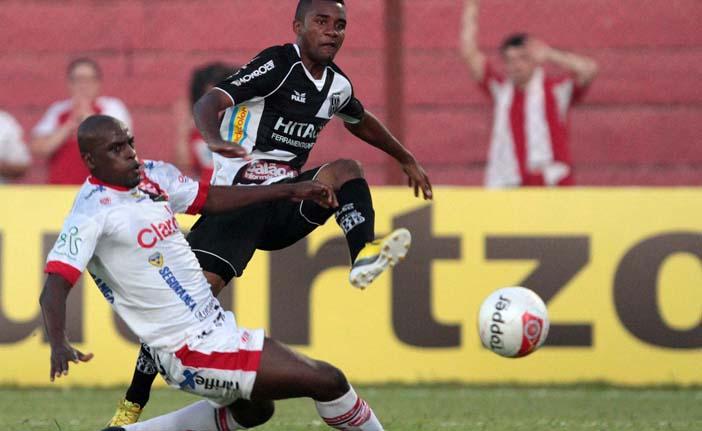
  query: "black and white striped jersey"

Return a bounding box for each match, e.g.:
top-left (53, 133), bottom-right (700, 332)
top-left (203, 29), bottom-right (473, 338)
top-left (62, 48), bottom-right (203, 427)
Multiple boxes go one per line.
top-left (212, 43), bottom-right (365, 186)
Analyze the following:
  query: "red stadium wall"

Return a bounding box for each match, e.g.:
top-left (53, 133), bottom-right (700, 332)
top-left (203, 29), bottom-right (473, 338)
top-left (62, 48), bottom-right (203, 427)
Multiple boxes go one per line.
top-left (2, 0), bottom-right (701, 185)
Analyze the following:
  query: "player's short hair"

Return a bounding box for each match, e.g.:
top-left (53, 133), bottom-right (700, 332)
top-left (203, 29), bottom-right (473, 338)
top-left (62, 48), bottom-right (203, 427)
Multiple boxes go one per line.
top-left (189, 62), bottom-right (238, 107)
top-left (295, 0), bottom-right (345, 22)
top-left (67, 57), bottom-right (102, 80)
top-left (77, 115), bottom-right (122, 154)
top-left (500, 33), bottom-right (529, 54)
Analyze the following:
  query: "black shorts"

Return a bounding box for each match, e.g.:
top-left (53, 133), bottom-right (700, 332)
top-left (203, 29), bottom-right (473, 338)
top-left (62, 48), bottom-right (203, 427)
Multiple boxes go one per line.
top-left (186, 166), bottom-right (335, 283)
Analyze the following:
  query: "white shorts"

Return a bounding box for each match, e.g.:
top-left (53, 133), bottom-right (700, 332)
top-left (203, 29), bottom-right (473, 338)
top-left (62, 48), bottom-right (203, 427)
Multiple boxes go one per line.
top-left (151, 311), bottom-right (265, 407)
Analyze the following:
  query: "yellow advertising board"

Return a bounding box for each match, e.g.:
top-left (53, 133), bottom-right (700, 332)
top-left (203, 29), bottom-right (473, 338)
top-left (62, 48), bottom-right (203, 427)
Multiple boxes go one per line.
top-left (0, 186), bottom-right (701, 387)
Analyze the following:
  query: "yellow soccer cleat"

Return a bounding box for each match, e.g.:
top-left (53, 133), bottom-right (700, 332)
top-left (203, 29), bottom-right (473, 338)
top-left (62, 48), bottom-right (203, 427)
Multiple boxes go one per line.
top-left (107, 398), bottom-right (142, 427)
top-left (349, 228), bottom-right (411, 289)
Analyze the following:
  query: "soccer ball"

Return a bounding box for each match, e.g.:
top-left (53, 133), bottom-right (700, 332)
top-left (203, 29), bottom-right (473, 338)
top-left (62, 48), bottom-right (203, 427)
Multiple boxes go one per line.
top-left (477, 287), bottom-right (549, 358)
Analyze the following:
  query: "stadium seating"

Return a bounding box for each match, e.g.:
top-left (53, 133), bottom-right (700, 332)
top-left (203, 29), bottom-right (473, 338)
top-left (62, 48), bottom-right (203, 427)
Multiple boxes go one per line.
top-left (2, 0), bottom-right (700, 185)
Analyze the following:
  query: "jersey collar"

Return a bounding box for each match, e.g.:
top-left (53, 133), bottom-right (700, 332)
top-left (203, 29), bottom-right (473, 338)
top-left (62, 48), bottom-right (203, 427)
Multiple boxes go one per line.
top-left (293, 44), bottom-right (329, 91)
top-left (88, 175), bottom-right (132, 192)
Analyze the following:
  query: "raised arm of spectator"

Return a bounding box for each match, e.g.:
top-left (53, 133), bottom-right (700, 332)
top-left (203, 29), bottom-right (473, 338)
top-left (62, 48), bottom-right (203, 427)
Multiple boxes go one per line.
top-left (31, 120), bottom-right (78, 158)
top-left (460, 0), bottom-right (487, 82)
top-left (529, 39), bottom-right (599, 86)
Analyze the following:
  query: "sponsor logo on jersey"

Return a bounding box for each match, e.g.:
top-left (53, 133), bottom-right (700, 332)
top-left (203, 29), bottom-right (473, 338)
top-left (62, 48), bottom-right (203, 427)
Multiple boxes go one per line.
top-left (137, 214), bottom-right (180, 248)
top-left (99, 197), bottom-right (111, 206)
top-left (56, 226), bottom-right (82, 259)
top-left (138, 176), bottom-right (169, 202)
top-left (273, 117), bottom-right (320, 139)
top-left (230, 106), bottom-right (249, 144)
top-left (236, 160), bottom-right (299, 184)
top-left (194, 297), bottom-right (220, 322)
top-left (291, 90), bottom-right (307, 103)
top-left (230, 60), bottom-right (275, 87)
top-left (159, 266), bottom-right (197, 311)
top-left (328, 92), bottom-right (341, 116)
top-left (84, 185), bottom-right (106, 200)
top-left (90, 273), bottom-right (115, 304)
top-left (148, 252), bottom-right (164, 268)
top-left (179, 369), bottom-right (238, 392)
top-left (178, 369), bottom-right (199, 389)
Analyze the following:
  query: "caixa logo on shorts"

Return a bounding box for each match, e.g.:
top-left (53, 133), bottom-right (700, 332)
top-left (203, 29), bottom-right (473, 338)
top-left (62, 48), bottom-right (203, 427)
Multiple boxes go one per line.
top-left (234, 160), bottom-right (299, 185)
top-left (137, 208), bottom-right (180, 248)
top-left (179, 370), bottom-right (239, 392)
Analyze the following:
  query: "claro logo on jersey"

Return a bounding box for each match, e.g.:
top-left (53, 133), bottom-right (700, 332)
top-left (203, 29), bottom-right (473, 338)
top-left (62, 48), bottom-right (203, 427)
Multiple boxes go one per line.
top-left (230, 60), bottom-right (275, 87)
top-left (137, 212), bottom-right (180, 249)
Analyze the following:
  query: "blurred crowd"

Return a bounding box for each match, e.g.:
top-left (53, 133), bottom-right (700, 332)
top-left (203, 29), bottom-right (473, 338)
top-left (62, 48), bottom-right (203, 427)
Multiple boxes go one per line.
top-left (1, 0), bottom-right (598, 188)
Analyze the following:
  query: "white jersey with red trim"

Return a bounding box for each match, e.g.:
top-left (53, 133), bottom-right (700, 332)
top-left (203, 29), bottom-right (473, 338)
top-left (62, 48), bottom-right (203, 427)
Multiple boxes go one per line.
top-left (44, 160), bottom-right (221, 352)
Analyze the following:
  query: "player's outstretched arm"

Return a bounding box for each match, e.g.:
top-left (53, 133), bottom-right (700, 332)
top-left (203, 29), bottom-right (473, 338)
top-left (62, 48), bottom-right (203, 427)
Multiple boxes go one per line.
top-left (193, 89), bottom-right (249, 159)
top-left (201, 181), bottom-right (338, 214)
top-left (39, 274), bottom-right (94, 382)
top-left (344, 111), bottom-right (433, 200)
top-left (460, 0), bottom-right (487, 82)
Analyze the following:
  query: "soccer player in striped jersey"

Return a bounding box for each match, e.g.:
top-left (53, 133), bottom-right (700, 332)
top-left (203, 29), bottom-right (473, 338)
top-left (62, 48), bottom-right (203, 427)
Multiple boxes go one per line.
top-left (109, 1), bottom-right (432, 427)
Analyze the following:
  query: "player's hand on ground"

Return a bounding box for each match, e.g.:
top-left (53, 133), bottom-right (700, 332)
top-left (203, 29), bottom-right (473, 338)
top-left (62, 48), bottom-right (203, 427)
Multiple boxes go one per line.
top-left (402, 159), bottom-right (433, 200)
top-left (49, 341), bottom-right (93, 382)
top-left (289, 181), bottom-right (338, 209)
top-left (207, 140), bottom-right (250, 159)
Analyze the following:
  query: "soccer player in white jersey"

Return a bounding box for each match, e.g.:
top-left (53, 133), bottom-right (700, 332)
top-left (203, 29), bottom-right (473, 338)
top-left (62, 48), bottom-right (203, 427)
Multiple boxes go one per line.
top-left (41, 115), bottom-right (387, 431)
top-left (111, 0), bottom-right (433, 425)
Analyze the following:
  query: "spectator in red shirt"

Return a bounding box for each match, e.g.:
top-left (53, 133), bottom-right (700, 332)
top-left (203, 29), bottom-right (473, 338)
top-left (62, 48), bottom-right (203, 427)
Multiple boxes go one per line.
top-left (30, 58), bottom-right (132, 184)
top-left (174, 62), bottom-right (237, 180)
top-left (0, 110), bottom-right (31, 183)
top-left (460, 0), bottom-right (598, 187)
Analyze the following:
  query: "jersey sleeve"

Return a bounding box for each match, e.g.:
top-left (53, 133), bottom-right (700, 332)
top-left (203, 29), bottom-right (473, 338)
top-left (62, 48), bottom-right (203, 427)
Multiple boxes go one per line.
top-left (479, 61), bottom-right (505, 99)
top-left (215, 47), bottom-right (288, 105)
top-left (45, 213), bottom-right (103, 286)
top-left (335, 96), bottom-right (365, 124)
top-left (143, 160), bottom-right (211, 215)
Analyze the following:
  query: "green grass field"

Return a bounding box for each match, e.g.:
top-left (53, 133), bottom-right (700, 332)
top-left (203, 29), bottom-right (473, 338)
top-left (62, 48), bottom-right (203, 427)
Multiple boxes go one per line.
top-left (1, 385), bottom-right (701, 431)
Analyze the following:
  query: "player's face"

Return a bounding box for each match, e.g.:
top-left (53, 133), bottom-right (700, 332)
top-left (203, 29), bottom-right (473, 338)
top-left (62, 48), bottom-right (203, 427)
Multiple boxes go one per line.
top-left (296, 1), bottom-right (347, 64)
top-left (86, 126), bottom-right (141, 188)
top-left (68, 63), bottom-right (101, 101)
top-left (502, 46), bottom-right (536, 87)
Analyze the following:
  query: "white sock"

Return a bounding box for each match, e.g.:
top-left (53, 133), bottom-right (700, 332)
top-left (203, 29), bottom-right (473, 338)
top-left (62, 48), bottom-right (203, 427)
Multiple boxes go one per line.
top-left (123, 400), bottom-right (244, 431)
top-left (315, 386), bottom-right (383, 430)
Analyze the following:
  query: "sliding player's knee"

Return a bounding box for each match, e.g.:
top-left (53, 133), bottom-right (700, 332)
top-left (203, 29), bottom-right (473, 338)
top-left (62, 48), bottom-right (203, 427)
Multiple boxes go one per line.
top-left (229, 399), bottom-right (275, 428)
top-left (314, 361), bottom-right (350, 401)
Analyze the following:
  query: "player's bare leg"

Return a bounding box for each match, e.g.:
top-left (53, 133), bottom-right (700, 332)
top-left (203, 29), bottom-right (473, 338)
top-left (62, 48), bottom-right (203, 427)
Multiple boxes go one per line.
top-left (250, 338), bottom-right (384, 430)
top-left (316, 158), bottom-right (411, 289)
top-left (104, 337), bottom-right (383, 431)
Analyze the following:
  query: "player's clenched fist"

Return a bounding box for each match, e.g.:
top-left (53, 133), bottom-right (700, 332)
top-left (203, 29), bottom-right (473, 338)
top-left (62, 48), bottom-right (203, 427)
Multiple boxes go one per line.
top-left (287, 180), bottom-right (339, 209)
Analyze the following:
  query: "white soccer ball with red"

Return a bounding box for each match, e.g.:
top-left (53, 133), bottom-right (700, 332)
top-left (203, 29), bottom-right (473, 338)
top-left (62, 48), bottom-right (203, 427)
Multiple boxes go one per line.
top-left (477, 287), bottom-right (549, 358)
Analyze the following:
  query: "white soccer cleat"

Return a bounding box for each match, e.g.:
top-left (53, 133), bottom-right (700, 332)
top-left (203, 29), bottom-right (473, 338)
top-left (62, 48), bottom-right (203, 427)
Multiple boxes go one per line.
top-left (349, 228), bottom-right (411, 289)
